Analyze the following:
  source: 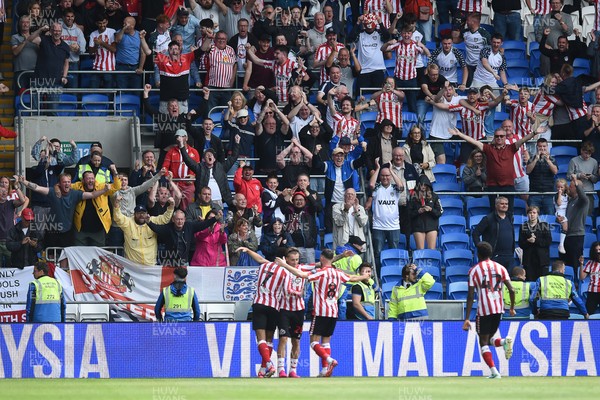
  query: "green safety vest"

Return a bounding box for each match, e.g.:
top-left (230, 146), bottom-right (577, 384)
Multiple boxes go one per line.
top-left (333, 254), bottom-right (362, 276)
top-left (539, 275), bottom-right (570, 301)
top-left (163, 287), bottom-right (194, 313)
top-left (33, 276), bottom-right (62, 304)
top-left (77, 164), bottom-right (111, 184)
top-left (389, 273), bottom-right (434, 318)
top-left (503, 280), bottom-right (530, 309)
top-left (354, 281), bottom-right (376, 306)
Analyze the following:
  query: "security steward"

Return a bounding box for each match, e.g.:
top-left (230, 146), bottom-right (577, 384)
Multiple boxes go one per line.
top-left (388, 263), bottom-right (435, 320)
top-left (155, 267), bottom-right (201, 322)
top-left (503, 266), bottom-right (535, 319)
top-left (530, 260), bottom-right (589, 319)
top-left (351, 262), bottom-right (377, 320)
top-left (26, 261), bottom-right (66, 322)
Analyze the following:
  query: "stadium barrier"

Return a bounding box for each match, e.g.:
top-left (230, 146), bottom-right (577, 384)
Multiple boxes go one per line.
top-left (0, 320), bottom-right (597, 378)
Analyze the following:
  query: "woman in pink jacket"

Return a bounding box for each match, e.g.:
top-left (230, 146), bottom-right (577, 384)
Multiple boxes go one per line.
top-left (190, 209), bottom-right (228, 266)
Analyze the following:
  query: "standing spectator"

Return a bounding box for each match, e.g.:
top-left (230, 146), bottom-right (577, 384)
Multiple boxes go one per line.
top-left (229, 18), bottom-right (257, 80)
top-left (61, 9), bottom-right (86, 89)
top-left (189, 117), bottom-right (225, 162)
top-left (234, 160), bottom-right (263, 213)
top-left (0, 183), bottom-right (26, 266)
top-left (567, 141), bottom-right (598, 216)
top-left (129, 150), bottom-right (158, 200)
top-left (462, 149), bottom-right (487, 193)
top-left (462, 12), bottom-right (491, 87)
top-left (364, 119), bottom-right (402, 175)
top-left (471, 33), bottom-right (508, 89)
top-left (526, 138), bottom-right (558, 215)
top-left (580, 243), bottom-right (600, 316)
top-left (518, 205), bottom-right (551, 283)
top-left (381, 25), bottom-right (429, 113)
top-left (185, 186), bottom-right (222, 222)
top-left (348, 13), bottom-right (389, 91)
top-left (408, 175), bottom-right (443, 250)
top-left (405, 0), bottom-right (434, 42)
top-left (190, 208), bottom-right (228, 266)
top-left (539, 29), bottom-right (576, 74)
top-left (71, 169), bottom-right (121, 246)
top-left (21, 173), bottom-right (108, 249)
top-left (280, 190), bottom-right (321, 264)
top-left (501, 119), bottom-right (530, 203)
top-left (11, 16), bottom-right (41, 92)
top-left (145, 14), bottom-right (171, 59)
top-left (242, 35), bottom-right (275, 92)
top-left (402, 125), bottom-right (436, 183)
top-left (372, 77), bottom-right (405, 134)
top-left (226, 193), bottom-right (262, 232)
top-left (201, 30), bottom-right (237, 111)
top-left (306, 12), bottom-right (327, 69)
top-left (148, 180), bottom-right (182, 216)
top-left (535, 0), bottom-right (573, 76)
top-left (259, 216), bottom-right (294, 261)
top-left (228, 218), bottom-right (259, 265)
top-left (163, 129), bottom-right (201, 210)
top-left (88, 13), bottom-right (116, 89)
top-left (583, 105), bottom-right (600, 161)
top-left (429, 35), bottom-right (468, 89)
top-left (190, 0), bottom-right (220, 30)
top-left (6, 208), bottom-right (42, 269)
top-left (276, 139), bottom-right (313, 190)
top-left (332, 188), bottom-right (368, 250)
top-left (314, 28), bottom-right (345, 86)
top-left (369, 158), bottom-right (406, 276)
top-left (418, 53), bottom-right (450, 124)
top-left (490, 0), bottom-right (522, 41)
top-left (26, 262), bottom-right (66, 323)
top-left (104, 0), bottom-right (128, 31)
top-left (560, 175), bottom-right (589, 278)
top-left (473, 196), bottom-right (515, 270)
top-left (336, 47), bottom-right (361, 98)
top-left (114, 16), bottom-right (144, 89)
top-left (170, 7), bottom-right (200, 52)
top-left (451, 126), bottom-right (536, 211)
top-left (286, 94), bottom-right (321, 139)
top-left (214, 0), bottom-right (255, 39)
top-left (255, 103), bottom-right (291, 176)
top-left (388, 147), bottom-right (419, 245)
top-left (388, 264), bottom-right (435, 320)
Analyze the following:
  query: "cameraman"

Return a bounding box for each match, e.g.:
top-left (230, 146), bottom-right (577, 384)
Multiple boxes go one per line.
top-left (526, 138), bottom-right (558, 215)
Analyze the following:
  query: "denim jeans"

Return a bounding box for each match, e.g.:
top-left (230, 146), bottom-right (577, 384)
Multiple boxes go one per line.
top-left (417, 18), bottom-right (433, 43)
top-left (372, 228), bottom-right (401, 276)
top-left (396, 78), bottom-right (418, 113)
top-left (89, 72), bottom-right (114, 89)
top-left (528, 195), bottom-right (555, 216)
top-left (67, 62), bottom-right (79, 89)
top-left (115, 63), bottom-right (142, 89)
top-left (436, 0), bottom-right (459, 25)
top-left (416, 100), bottom-right (432, 128)
top-left (493, 12), bottom-right (523, 41)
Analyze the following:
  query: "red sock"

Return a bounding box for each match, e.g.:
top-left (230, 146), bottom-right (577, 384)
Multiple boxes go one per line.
top-left (493, 338), bottom-right (502, 347)
top-left (311, 343), bottom-right (328, 361)
top-left (481, 347), bottom-right (495, 368)
top-left (258, 342), bottom-right (271, 367)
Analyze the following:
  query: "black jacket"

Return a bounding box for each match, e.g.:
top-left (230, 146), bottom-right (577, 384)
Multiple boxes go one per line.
top-left (148, 217), bottom-right (216, 263)
top-left (472, 211), bottom-right (514, 255)
top-left (6, 223), bottom-right (43, 268)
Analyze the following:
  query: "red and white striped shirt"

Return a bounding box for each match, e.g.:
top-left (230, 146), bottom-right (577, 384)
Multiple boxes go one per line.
top-left (253, 262), bottom-right (287, 310)
top-left (532, 90), bottom-right (559, 117)
top-left (468, 259), bottom-right (510, 316)
top-left (363, 0), bottom-right (391, 28)
top-left (449, 102), bottom-right (489, 140)
top-left (583, 260), bottom-right (600, 293)
top-left (388, 40), bottom-right (423, 80)
top-left (89, 28), bottom-right (116, 71)
top-left (162, 145), bottom-right (200, 183)
top-left (308, 266), bottom-right (351, 318)
top-left (376, 91), bottom-right (403, 128)
top-left (207, 45), bottom-right (237, 88)
top-left (508, 100), bottom-right (533, 139)
top-left (458, 0), bottom-right (482, 12)
top-left (315, 42), bottom-right (346, 85)
top-left (390, 0), bottom-right (403, 14)
top-left (534, 0), bottom-right (551, 15)
top-left (566, 102), bottom-right (588, 122)
top-left (333, 112), bottom-right (360, 138)
top-left (506, 136), bottom-right (526, 179)
top-left (281, 264), bottom-right (315, 311)
top-left (262, 58), bottom-right (300, 103)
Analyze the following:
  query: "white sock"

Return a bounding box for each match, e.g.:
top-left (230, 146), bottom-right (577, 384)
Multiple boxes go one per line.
top-left (277, 358), bottom-right (285, 372)
top-left (290, 358), bottom-right (298, 372)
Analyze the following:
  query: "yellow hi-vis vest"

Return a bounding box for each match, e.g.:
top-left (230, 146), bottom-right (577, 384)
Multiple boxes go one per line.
top-left (354, 281), bottom-right (376, 306)
top-left (77, 164), bottom-right (111, 184)
top-left (33, 276), bottom-right (62, 304)
top-left (163, 286), bottom-right (194, 313)
top-left (539, 275), bottom-right (570, 300)
top-left (503, 280), bottom-right (530, 309)
top-left (388, 272), bottom-right (435, 319)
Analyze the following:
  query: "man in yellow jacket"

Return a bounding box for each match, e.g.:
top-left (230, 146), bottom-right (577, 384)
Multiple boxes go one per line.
top-left (113, 195), bottom-right (174, 266)
top-left (72, 169), bottom-right (121, 246)
top-left (388, 263), bottom-right (435, 320)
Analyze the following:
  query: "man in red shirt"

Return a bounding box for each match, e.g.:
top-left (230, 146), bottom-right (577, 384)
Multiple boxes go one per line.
top-left (233, 160), bottom-right (263, 213)
top-left (165, 129), bottom-right (200, 210)
top-left (463, 241), bottom-right (515, 379)
top-left (450, 126), bottom-right (536, 211)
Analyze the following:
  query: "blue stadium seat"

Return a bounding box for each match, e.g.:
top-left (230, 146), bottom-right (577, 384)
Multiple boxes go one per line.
top-left (481, 24), bottom-right (495, 35)
top-left (82, 94), bottom-right (110, 116)
top-left (448, 281), bottom-right (469, 300)
top-left (324, 233), bottom-right (333, 249)
top-left (440, 233), bottom-right (470, 251)
top-left (444, 248), bottom-right (473, 269)
top-left (573, 58), bottom-right (590, 76)
top-left (420, 265), bottom-right (442, 282)
top-left (56, 93), bottom-right (78, 117)
top-left (380, 265), bottom-right (403, 284)
top-left (115, 93), bottom-right (141, 117)
top-left (514, 198), bottom-right (527, 216)
top-left (584, 232), bottom-right (596, 248)
top-left (402, 112), bottom-right (419, 136)
top-left (563, 265), bottom-right (575, 282)
top-left (432, 181), bottom-right (460, 194)
top-left (467, 197), bottom-right (491, 218)
top-left (440, 197), bottom-right (463, 216)
top-left (360, 111), bottom-right (378, 122)
top-left (424, 282), bottom-right (444, 300)
top-left (437, 23), bottom-right (452, 38)
top-left (556, 163), bottom-right (569, 181)
top-left (439, 215), bottom-right (467, 235)
top-left (446, 265), bottom-right (471, 284)
top-left (398, 234), bottom-right (407, 250)
top-left (382, 281), bottom-right (396, 300)
top-left (432, 164), bottom-right (458, 183)
top-left (579, 278), bottom-right (590, 301)
top-left (469, 214), bottom-right (485, 232)
top-left (550, 146), bottom-right (578, 166)
top-left (380, 249), bottom-right (410, 268)
top-left (503, 41), bottom-right (527, 60)
top-left (413, 249), bottom-right (442, 271)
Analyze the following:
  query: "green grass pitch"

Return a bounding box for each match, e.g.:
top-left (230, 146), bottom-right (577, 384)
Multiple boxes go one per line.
top-left (1, 377), bottom-right (598, 400)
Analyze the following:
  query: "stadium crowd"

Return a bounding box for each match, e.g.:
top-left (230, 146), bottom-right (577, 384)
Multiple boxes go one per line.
top-left (2, 0), bottom-right (600, 320)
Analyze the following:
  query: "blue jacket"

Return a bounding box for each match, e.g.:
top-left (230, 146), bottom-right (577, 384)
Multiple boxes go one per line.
top-left (155, 282), bottom-right (201, 322)
top-left (530, 272), bottom-right (587, 317)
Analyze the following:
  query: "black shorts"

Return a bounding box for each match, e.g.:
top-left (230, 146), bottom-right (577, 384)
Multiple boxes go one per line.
top-left (476, 314), bottom-right (502, 336)
top-left (279, 309), bottom-right (304, 339)
top-left (310, 315), bottom-right (337, 338)
top-left (252, 303), bottom-right (279, 332)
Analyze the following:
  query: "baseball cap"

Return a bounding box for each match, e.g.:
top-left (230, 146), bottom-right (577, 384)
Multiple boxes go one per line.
top-left (90, 141), bottom-right (102, 149)
top-left (348, 235), bottom-right (366, 246)
top-left (175, 129), bottom-right (188, 137)
top-left (134, 205), bottom-right (147, 213)
top-left (467, 87), bottom-right (479, 94)
top-left (177, 8), bottom-right (189, 16)
top-left (237, 109), bottom-right (249, 118)
top-left (332, 147), bottom-right (345, 155)
top-left (326, 27), bottom-right (337, 36)
top-left (339, 136), bottom-right (352, 146)
top-left (21, 208), bottom-right (34, 221)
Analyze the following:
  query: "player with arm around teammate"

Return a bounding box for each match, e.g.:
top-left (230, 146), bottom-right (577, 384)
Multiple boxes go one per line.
top-left (463, 241), bottom-right (516, 379)
top-left (275, 248), bottom-right (368, 377)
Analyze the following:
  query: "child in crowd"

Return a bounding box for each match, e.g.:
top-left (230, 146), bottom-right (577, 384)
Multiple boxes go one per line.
top-left (554, 178), bottom-right (568, 254)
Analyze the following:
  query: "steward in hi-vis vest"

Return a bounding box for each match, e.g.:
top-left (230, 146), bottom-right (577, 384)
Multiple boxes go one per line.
top-left (388, 263), bottom-right (434, 320)
top-left (155, 266), bottom-right (201, 322)
top-left (26, 261), bottom-right (66, 322)
top-left (503, 267), bottom-right (535, 319)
